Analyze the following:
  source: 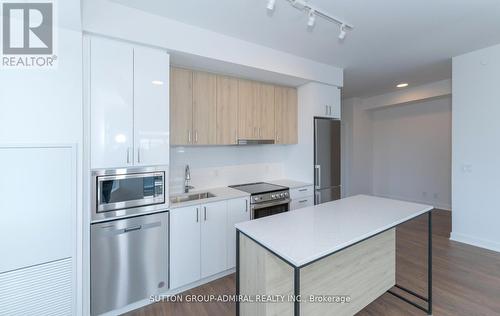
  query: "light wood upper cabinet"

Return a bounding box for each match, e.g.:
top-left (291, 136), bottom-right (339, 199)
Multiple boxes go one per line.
top-left (238, 79), bottom-right (259, 140)
top-left (275, 86), bottom-right (298, 144)
top-left (216, 76), bottom-right (238, 145)
top-left (170, 68), bottom-right (297, 146)
top-left (258, 83), bottom-right (275, 140)
top-left (170, 67), bottom-right (193, 145)
top-left (193, 72), bottom-right (217, 145)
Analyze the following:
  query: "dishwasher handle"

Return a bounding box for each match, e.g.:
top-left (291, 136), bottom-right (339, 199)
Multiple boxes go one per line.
top-left (123, 225), bottom-right (142, 233)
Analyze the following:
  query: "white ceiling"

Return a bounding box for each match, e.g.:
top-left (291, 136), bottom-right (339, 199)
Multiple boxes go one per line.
top-left (112, 0), bottom-right (500, 98)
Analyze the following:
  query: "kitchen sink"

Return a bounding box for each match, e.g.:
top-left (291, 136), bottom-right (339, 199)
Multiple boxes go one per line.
top-left (170, 192), bottom-right (216, 204)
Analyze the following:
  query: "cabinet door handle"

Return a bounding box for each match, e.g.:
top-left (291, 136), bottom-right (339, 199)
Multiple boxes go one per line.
top-left (188, 130), bottom-right (192, 143)
top-left (195, 130), bottom-right (198, 143)
top-left (235, 130), bottom-right (238, 144)
top-left (196, 208), bottom-right (199, 222)
top-left (137, 147), bottom-right (141, 163)
top-left (298, 200), bottom-right (308, 203)
top-left (245, 199), bottom-right (248, 212)
top-left (204, 206), bottom-right (207, 221)
top-left (258, 127), bottom-right (262, 138)
top-left (299, 188), bottom-right (307, 192)
top-left (126, 148), bottom-right (130, 164)
top-left (325, 105), bottom-right (329, 116)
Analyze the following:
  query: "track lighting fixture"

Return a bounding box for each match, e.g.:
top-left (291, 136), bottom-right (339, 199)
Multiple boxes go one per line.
top-left (265, 0), bottom-right (354, 38)
top-left (307, 9), bottom-right (316, 27)
top-left (267, 0), bottom-right (276, 11)
top-left (338, 24), bottom-right (346, 40)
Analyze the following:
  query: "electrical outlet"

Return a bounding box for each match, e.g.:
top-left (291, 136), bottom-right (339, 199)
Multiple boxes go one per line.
top-left (462, 164), bottom-right (473, 173)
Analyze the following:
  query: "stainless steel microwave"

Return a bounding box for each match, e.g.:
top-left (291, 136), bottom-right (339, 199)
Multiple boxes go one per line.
top-left (91, 166), bottom-right (168, 222)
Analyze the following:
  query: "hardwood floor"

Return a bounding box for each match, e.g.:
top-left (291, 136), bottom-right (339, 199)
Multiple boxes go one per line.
top-left (126, 210), bottom-right (500, 316)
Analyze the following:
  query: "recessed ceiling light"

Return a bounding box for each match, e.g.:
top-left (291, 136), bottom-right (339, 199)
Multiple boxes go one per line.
top-left (152, 80), bottom-right (164, 86)
top-left (397, 83), bottom-right (409, 88)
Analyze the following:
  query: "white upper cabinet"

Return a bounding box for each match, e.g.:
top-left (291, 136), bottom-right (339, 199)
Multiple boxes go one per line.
top-left (133, 47), bottom-right (170, 166)
top-left (308, 83), bottom-right (341, 119)
top-left (90, 37), bottom-right (134, 169)
top-left (88, 36), bottom-right (170, 169)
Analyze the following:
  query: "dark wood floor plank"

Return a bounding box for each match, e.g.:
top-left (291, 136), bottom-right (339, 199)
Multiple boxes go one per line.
top-left (125, 210), bottom-right (500, 316)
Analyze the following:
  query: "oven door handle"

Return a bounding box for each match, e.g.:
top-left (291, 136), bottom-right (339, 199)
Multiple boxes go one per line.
top-left (251, 199), bottom-right (291, 210)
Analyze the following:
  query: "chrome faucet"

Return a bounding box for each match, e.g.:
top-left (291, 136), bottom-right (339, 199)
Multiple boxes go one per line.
top-left (184, 165), bottom-right (194, 193)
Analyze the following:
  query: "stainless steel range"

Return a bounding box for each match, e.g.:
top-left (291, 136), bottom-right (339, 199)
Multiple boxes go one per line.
top-left (229, 182), bottom-right (290, 219)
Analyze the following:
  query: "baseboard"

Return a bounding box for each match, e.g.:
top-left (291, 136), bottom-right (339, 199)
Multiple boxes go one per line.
top-left (100, 268), bottom-right (235, 316)
top-left (374, 193), bottom-right (452, 211)
top-left (450, 232), bottom-right (500, 253)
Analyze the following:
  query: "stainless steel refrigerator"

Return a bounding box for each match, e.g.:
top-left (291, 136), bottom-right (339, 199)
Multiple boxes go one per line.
top-left (314, 117), bottom-right (341, 204)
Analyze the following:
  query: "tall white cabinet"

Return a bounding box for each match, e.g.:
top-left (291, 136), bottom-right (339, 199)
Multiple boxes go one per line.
top-left (89, 36), bottom-right (170, 169)
top-left (133, 47), bottom-right (170, 166)
top-left (90, 38), bottom-right (134, 169)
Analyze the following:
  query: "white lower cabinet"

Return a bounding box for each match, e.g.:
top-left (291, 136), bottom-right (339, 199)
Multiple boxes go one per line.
top-left (201, 201), bottom-right (228, 278)
top-left (226, 197), bottom-right (250, 268)
top-left (170, 197), bottom-right (249, 289)
top-left (169, 205), bottom-right (201, 289)
top-left (290, 196), bottom-right (314, 210)
top-left (290, 185), bottom-right (315, 210)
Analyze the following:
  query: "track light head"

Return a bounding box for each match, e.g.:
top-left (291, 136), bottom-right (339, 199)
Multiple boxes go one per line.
top-left (338, 23), bottom-right (347, 40)
top-left (267, 0), bottom-right (276, 11)
top-left (291, 0), bottom-right (307, 10)
top-left (307, 9), bottom-right (316, 27)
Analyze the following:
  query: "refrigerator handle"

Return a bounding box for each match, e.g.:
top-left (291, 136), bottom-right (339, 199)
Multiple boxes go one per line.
top-left (314, 165), bottom-right (321, 189)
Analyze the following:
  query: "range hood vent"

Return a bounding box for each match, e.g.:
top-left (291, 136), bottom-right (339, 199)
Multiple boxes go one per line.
top-left (237, 139), bottom-right (275, 145)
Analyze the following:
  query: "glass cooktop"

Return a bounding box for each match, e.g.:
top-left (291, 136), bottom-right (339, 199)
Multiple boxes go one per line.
top-left (229, 182), bottom-right (288, 195)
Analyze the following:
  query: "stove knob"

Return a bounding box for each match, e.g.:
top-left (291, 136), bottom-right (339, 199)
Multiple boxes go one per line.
top-left (284, 192), bottom-right (289, 197)
top-left (271, 194), bottom-right (275, 199)
top-left (280, 193), bottom-right (284, 198)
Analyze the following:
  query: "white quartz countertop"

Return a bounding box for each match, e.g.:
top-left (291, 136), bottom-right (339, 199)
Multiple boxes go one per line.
top-left (169, 187), bottom-right (249, 209)
top-left (267, 179), bottom-right (313, 189)
top-left (235, 195), bottom-right (433, 267)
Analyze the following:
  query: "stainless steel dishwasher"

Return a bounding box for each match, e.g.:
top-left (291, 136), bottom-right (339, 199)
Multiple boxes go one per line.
top-left (91, 212), bottom-right (169, 316)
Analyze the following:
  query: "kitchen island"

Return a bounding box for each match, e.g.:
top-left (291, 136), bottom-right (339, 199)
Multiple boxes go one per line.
top-left (235, 195), bottom-right (433, 316)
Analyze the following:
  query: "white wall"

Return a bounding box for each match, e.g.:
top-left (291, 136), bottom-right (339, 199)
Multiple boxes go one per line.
top-left (371, 97), bottom-right (452, 209)
top-left (342, 97), bottom-right (373, 196)
top-left (0, 2), bottom-right (83, 313)
top-left (451, 43), bottom-right (500, 252)
top-left (82, 0), bottom-right (343, 87)
top-left (342, 80), bottom-right (452, 209)
top-left (170, 146), bottom-right (288, 194)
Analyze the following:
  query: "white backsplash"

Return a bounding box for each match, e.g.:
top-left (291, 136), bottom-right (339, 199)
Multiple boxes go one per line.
top-left (170, 145), bottom-right (288, 194)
